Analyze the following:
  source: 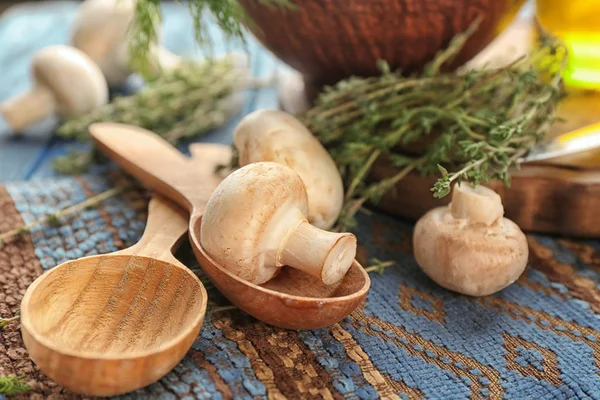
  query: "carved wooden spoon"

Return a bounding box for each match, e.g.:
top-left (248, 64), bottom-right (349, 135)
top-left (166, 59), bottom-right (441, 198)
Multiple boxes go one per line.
top-left (20, 196), bottom-right (207, 397)
top-left (90, 122), bottom-right (370, 330)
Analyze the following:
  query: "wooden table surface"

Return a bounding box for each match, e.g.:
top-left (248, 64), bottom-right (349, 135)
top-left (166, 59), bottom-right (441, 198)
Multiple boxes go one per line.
top-left (0, 0), bottom-right (546, 184)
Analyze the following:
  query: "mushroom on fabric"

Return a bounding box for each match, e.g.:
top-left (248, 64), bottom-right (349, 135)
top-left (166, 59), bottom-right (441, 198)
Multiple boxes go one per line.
top-left (200, 162), bottom-right (357, 285)
top-left (233, 109), bottom-right (344, 230)
top-left (412, 182), bottom-right (528, 296)
top-left (0, 45), bottom-right (108, 133)
top-left (70, 0), bottom-right (181, 87)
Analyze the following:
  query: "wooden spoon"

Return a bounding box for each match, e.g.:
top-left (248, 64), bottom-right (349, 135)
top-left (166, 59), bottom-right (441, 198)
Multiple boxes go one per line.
top-left (20, 196), bottom-right (207, 397)
top-left (90, 122), bottom-right (371, 330)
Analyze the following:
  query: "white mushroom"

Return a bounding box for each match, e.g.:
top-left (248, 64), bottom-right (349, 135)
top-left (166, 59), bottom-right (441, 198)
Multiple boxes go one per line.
top-left (233, 109), bottom-right (344, 230)
top-left (69, 0), bottom-right (181, 87)
top-left (0, 45), bottom-right (108, 133)
top-left (200, 162), bottom-right (357, 285)
top-left (412, 182), bottom-right (528, 296)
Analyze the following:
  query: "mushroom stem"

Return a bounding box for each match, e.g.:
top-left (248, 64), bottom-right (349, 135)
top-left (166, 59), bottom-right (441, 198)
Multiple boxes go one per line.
top-left (0, 86), bottom-right (55, 132)
top-left (279, 221), bottom-right (357, 285)
top-left (449, 182), bottom-right (504, 226)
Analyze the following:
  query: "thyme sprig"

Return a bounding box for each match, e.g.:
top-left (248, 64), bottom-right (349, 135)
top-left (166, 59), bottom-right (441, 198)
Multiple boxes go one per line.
top-left (364, 259), bottom-right (395, 274)
top-left (54, 55), bottom-right (253, 174)
top-left (0, 185), bottom-right (132, 245)
top-left (301, 20), bottom-right (567, 230)
top-left (59, 56), bottom-right (247, 142)
top-left (0, 311), bottom-right (20, 331)
top-left (0, 375), bottom-right (31, 396)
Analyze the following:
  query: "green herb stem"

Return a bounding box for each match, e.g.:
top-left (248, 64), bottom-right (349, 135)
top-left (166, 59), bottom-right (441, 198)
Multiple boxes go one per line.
top-left (129, 0), bottom-right (295, 75)
top-left (364, 260), bottom-right (395, 274)
top-left (344, 149), bottom-right (381, 201)
top-left (0, 315), bottom-right (20, 330)
top-left (0, 375), bottom-right (31, 396)
top-left (55, 56), bottom-right (259, 173)
top-left (0, 185), bottom-right (131, 244)
top-left (365, 157), bottom-right (425, 201)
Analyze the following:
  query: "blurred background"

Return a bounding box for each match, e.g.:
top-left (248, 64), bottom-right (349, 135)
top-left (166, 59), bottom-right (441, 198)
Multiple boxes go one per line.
top-left (0, 0), bottom-right (599, 182)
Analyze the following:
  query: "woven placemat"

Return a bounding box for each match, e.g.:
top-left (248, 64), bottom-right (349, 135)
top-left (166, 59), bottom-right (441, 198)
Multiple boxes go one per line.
top-left (2, 171), bottom-right (600, 399)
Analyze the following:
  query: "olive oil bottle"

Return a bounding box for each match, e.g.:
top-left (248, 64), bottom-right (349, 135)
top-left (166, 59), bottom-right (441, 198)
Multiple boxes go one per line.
top-left (536, 0), bottom-right (600, 89)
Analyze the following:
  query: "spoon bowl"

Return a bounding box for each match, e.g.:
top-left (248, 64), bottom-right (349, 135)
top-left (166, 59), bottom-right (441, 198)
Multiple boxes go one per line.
top-left (191, 216), bottom-right (370, 330)
top-left (20, 196), bottom-right (207, 397)
top-left (90, 122), bottom-right (371, 330)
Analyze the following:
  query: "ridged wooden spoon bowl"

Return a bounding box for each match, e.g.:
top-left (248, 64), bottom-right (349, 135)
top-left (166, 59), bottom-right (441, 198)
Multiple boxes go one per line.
top-left (90, 122), bottom-right (371, 330)
top-left (20, 196), bottom-right (207, 397)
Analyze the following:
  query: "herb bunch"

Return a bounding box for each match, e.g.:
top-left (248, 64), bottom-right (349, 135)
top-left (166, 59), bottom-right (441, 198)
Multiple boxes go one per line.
top-left (129, 0), bottom-right (295, 76)
top-left (0, 374), bottom-right (30, 396)
top-left (54, 55), bottom-right (250, 174)
top-left (300, 20), bottom-right (567, 230)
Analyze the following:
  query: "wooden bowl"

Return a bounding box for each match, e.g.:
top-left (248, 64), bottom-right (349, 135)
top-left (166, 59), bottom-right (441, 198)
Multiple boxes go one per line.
top-left (191, 217), bottom-right (371, 330)
top-left (20, 254), bottom-right (206, 396)
top-left (239, 0), bottom-right (526, 93)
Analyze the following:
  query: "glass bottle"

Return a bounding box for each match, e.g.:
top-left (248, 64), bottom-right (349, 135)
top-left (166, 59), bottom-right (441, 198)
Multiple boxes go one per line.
top-left (536, 0), bottom-right (600, 89)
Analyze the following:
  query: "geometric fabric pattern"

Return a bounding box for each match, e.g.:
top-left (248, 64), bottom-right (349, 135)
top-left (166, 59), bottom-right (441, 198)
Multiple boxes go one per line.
top-left (2, 172), bottom-right (600, 399)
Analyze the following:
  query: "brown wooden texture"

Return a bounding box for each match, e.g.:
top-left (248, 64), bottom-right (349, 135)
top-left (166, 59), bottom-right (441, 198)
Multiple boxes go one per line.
top-left (239, 0), bottom-right (525, 94)
top-left (20, 196), bottom-right (207, 397)
top-left (373, 164), bottom-right (600, 238)
top-left (91, 123), bottom-right (371, 329)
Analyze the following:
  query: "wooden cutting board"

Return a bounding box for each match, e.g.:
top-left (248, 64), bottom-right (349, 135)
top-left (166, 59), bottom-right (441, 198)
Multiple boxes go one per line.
top-left (277, 19), bottom-right (600, 237)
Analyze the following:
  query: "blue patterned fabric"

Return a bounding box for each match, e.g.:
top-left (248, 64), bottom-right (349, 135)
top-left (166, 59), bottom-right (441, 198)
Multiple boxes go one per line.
top-left (2, 172), bottom-right (600, 399)
top-left (1, 1), bottom-right (599, 399)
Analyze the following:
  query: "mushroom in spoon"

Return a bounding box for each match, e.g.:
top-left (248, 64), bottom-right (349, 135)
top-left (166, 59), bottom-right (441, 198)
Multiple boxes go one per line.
top-left (233, 109), bottom-right (344, 230)
top-left (89, 123), bottom-right (370, 330)
top-left (200, 161), bottom-right (357, 285)
top-left (70, 0), bottom-right (181, 87)
top-left (0, 45), bottom-right (108, 133)
top-left (413, 182), bottom-right (528, 296)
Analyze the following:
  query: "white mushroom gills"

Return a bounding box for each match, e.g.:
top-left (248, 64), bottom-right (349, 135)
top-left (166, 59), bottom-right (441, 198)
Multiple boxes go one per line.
top-left (449, 182), bottom-right (504, 225)
top-left (200, 162), bottom-right (357, 286)
top-left (0, 45), bottom-right (108, 133)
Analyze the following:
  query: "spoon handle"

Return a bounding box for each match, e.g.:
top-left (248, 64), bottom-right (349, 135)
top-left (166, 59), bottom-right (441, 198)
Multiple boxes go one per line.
top-left (116, 196), bottom-right (188, 265)
top-left (89, 123), bottom-right (231, 214)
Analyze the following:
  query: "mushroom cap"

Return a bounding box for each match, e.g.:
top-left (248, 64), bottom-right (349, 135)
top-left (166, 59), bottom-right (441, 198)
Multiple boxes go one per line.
top-left (234, 109), bottom-right (344, 230)
top-left (32, 45), bottom-right (108, 117)
top-left (70, 0), bottom-right (136, 86)
top-left (70, 0), bottom-right (135, 50)
top-left (200, 162), bottom-right (309, 284)
top-left (413, 207), bottom-right (528, 296)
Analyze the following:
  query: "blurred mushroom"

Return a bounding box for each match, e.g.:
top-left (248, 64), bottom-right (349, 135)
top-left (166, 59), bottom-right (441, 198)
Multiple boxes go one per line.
top-left (0, 45), bottom-right (108, 133)
top-left (70, 0), bottom-right (181, 87)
